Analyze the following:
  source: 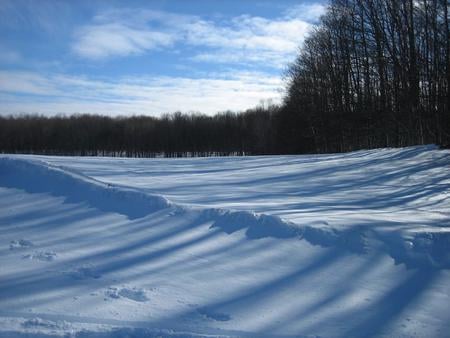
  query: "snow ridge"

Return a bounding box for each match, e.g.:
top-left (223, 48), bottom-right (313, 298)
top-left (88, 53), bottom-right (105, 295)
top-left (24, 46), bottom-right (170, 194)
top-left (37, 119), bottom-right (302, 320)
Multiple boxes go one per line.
top-left (1, 156), bottom-right (449, 269)
top-left (0, 157), bottom-right (171, 219)
top-left (203, 208), bottom-right (450, 268)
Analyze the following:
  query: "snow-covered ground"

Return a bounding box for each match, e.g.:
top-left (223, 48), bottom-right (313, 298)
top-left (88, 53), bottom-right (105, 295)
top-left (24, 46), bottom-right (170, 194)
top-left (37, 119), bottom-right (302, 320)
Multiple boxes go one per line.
top-left (1, 145), bottom-right (449, 337)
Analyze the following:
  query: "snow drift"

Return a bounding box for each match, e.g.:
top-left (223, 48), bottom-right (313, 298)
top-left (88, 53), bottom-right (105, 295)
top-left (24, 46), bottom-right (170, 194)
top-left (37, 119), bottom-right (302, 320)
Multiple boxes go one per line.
top-left (1, 153), bottom-right (449, 268)
top-left (1, 146), bottom-right (450, 337)
top-left (0, 157), bottom-right (171, 219)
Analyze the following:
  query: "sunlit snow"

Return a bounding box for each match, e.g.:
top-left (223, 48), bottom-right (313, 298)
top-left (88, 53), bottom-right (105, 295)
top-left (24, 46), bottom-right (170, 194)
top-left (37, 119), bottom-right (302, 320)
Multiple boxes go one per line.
top-left (0, 145), bottom-right (449, 337)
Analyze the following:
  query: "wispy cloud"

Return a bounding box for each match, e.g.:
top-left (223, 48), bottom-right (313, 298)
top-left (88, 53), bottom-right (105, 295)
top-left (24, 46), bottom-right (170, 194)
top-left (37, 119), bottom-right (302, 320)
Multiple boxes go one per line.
top-left (197, 15), bottom-right (309, 51)
top-left (284, 3), bottom-right (327, 23)
top-left (73, 23), bottom-right (175, 59)
top-left (184, 15), bottom-right (310, 68)
top-left (0, 2), bottom-right (323, 115)
top-left (71, 9), bottom-right (192, 60)
top-left (72, 4), bottom-right (321, 67)
top-left (0, 70), bottom-right (283, 115)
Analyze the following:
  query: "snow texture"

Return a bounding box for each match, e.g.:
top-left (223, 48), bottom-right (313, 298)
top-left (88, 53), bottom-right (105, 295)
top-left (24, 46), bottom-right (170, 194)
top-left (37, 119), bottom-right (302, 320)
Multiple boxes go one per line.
top-left (10, 239), bottom-right (33, 250)
top-left (1, 145), bottom-right (449, 337)
top-left (0, 157), bottom-right (171, 219)
top-left (22, 251), bottom-right (57, 262)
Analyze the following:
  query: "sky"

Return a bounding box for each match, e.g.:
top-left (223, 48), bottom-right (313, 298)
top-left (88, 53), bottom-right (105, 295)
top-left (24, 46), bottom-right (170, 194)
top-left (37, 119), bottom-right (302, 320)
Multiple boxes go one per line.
top-left (0, 0), bottom-right (326, 116)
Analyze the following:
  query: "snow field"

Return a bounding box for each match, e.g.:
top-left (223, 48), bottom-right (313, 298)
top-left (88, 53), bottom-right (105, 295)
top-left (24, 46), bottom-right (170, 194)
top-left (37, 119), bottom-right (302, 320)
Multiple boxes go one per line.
top-left (0, 145), bottom-right (449, 337)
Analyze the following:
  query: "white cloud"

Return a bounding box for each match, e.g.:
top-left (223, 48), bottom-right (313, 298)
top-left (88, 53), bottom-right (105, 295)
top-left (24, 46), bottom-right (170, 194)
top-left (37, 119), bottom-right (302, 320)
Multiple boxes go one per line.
top-left (73, 23), bottom-right (176, 59)
top-left (0, 70), bottom-right (58, 95)
top-left (0, 3), bottom-right (325, 115)
top-left (191, 50), bottom-right (289, 70)
top-left (185, 15), bottom-right (310, 68)
top-left (0, 70), bottom-right (283, 116)
top-left (72, 4), bottom-right (321, 66)
top-left (72, 9), bottom-right (193, 59)
top-left (284, 3), bottom-right (327, 22)
top-left (185, 16), bottom-right (305, 50)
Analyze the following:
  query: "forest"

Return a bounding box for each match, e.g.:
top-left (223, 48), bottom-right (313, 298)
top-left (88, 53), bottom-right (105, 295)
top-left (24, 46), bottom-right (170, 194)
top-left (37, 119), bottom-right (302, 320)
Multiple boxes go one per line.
top-left (1, 0), bottom-right (449, 157)
top-left (0, 109), bottom-right (278, 157)
top-left (281, 0), bottom-right (449, 153)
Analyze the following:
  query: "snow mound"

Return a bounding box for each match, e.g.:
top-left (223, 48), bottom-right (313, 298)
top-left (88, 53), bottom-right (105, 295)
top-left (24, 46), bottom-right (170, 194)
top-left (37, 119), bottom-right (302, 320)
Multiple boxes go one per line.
top-left (204, 208), bottom-right (367, 251)
top-left (379, 229), bottom-right (450, 268)
top-left (0, 158), bottom-right (171, 219)
top-left (301, 224), bottom-right (369, 253)
top-left (202, 208), bottom-right (450, 268)
top-left (204, 209), bottom-right (300, 239)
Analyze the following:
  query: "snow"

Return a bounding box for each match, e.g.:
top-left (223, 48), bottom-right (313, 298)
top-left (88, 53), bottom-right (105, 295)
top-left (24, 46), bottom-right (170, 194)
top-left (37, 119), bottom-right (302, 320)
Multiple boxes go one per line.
top-left (0, 145), bottom-right (449, 337)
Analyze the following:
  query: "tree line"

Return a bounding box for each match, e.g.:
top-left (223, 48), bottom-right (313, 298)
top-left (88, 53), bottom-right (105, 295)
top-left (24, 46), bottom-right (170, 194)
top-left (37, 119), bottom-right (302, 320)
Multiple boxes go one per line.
top-left (0, 0), bottom-right (448, 157)
top-left (0, 107), bottom-right (279, 157)
top-left (280, 0), bottom-right (449, 153)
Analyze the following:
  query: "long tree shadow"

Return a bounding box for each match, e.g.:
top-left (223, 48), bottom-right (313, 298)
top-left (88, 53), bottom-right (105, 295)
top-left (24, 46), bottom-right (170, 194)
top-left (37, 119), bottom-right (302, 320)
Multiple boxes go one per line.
top-left (337, 267), bottom-right (438, 337)
top-left (257, 250), bottom-right (386, 334)
top-left (1, 148), bottom-right (449, 337)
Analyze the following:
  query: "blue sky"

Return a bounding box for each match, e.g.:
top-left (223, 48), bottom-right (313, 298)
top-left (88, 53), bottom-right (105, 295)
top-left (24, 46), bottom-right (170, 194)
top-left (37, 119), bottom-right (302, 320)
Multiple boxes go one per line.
top-left (0, 0), bottom-right (326, 116)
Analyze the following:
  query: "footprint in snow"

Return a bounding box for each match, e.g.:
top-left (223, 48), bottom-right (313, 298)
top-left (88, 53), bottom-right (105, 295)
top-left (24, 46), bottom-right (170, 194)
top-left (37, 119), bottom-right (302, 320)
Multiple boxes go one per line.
top-left (22, 317), bottom-right (71, 330)
top-left (105, 287), bottom-right (149, 302)
top-left (22, 251), bottom-right (57, 261)
top-left (10, 239), bottom-right (33, 250)
top-left (70, 267), bottom-right (102, 280)
top-left (197, 307), bottom-right (231, 322)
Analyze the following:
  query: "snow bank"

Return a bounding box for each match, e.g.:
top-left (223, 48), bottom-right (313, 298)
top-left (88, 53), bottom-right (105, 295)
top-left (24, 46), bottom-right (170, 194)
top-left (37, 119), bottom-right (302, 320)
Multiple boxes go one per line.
top-left (0, 158), bottom-right (171, 219)
top-left (377, 229), bottom-right (450, 269)
top-left (203, 209), bottom-right (300, 239)
top-left (202, 208), bottom-right (450, 268)
top-left (1, 155), bottom-right (449, 269)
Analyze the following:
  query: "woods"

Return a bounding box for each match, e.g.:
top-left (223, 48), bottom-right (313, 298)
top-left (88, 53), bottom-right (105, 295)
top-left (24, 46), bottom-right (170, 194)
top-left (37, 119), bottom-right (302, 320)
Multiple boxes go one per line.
top-left (280, 0), bottom-right (450, 153)
top-left (0, 107), bottom-right (278, 157)
top-left (0, 0), bottom-right (449, 157)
